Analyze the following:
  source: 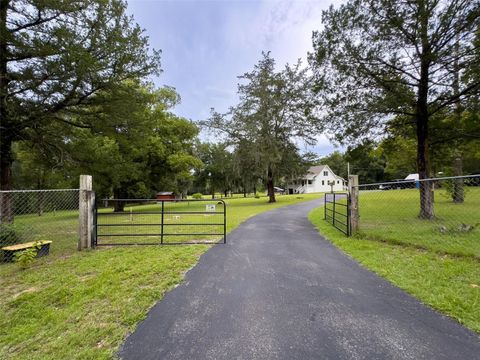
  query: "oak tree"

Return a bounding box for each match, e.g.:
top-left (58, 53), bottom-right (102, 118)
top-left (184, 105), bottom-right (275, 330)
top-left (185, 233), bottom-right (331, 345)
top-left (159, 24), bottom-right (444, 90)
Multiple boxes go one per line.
top-left (310, 0), bottom-right (480, 218)
top-left (0, 0), bottom-right (160, 191)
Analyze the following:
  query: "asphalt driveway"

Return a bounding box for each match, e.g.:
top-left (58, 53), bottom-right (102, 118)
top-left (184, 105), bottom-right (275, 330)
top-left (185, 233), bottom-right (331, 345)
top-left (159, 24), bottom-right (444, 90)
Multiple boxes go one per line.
top-left (119, 199), bottom-right (480, 360)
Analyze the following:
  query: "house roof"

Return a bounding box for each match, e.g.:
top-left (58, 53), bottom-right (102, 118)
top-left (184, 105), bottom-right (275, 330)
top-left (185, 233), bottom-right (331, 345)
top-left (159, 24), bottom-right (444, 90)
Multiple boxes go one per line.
top-left (305, 165), bottom-right (327, 179)
top-left (156, 192), bottom-right (174, 195)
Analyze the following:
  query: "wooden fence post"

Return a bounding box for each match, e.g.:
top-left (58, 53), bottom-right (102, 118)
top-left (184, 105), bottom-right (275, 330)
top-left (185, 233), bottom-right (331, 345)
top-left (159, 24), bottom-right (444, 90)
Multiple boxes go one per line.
top-left (78, 175), bottom-right (93, 250)
top-left (348, 175), bottom-right (359, 234)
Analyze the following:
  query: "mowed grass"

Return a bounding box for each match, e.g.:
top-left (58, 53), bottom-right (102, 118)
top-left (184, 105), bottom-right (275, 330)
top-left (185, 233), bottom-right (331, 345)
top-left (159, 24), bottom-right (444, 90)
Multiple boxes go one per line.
top-left (309, 190), bottom-right (480, 334)
top-left (0, 193), bottom-right (321, 360)
top-left (356, 187), bottom-right (480, 258)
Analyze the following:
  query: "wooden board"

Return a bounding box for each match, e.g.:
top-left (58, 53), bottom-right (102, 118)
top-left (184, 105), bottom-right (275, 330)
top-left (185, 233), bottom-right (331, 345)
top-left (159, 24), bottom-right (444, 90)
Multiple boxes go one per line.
top-left (2, 240), bottom-right (52, 251)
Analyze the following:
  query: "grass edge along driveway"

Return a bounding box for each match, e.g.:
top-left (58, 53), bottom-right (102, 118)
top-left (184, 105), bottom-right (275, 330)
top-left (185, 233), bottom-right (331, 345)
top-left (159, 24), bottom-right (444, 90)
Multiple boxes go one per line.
top-left (0, 194), bottom-right (321, 360)
top-left (309, 207), bottom-right (480, 335)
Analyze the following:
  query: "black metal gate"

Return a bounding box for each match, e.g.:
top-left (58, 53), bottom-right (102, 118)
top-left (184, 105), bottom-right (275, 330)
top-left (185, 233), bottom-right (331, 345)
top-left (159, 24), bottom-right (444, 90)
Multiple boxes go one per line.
top-left (324, 193), bottom-right (350, 236)
top-left (92, 199), bottom-right (226, 247)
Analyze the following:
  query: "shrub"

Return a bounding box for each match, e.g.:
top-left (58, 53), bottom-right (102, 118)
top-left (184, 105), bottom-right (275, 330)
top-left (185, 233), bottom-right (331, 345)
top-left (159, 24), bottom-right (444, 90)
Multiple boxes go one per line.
top-left (14, 242), bottom-right (41, 269)
top-left (254, 194), bottom-right (260, 199)
top-left (192, 193), bottom-right (203, 199)
top-left (0, 223), bottom-right (24, 247)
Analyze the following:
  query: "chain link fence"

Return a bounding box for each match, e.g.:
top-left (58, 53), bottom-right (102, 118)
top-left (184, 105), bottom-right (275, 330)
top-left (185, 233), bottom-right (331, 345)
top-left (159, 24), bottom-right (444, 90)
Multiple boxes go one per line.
top-left (0, 189), bottom-right (79, 263)
top-left (353, 175), bottom-right (480, 258)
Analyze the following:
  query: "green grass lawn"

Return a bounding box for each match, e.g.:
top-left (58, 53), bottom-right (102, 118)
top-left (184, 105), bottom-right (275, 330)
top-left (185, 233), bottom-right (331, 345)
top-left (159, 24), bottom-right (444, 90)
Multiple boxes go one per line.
top-left (0, 193), bottom-right (321, 360)
top-left (356, 187), bottom-right (480, 258)
top-left (309, 193), bottom-right (480, 334)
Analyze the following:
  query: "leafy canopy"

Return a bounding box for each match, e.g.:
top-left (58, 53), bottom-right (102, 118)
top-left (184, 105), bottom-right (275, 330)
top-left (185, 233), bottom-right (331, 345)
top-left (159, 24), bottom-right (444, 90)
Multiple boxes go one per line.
top-left (1, 0), bottom-right (161, 189)
top-left (310, 0), bottom-right (480, 143)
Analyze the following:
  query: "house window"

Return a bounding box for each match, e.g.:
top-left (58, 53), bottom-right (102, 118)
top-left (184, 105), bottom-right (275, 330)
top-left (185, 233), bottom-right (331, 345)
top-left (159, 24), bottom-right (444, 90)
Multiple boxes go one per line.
top-left (322, 180), bottom-right (325, 185)
top-left (337, 180), bottom-right (339, 184)
top-left (308, 180), bottom-right (313, 185)
top-left (323, 171), bottom-right (328, 176)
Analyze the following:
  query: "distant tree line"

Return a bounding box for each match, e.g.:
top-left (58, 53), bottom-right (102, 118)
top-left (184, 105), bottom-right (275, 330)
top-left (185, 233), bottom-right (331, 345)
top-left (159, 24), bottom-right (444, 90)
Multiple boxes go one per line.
top-left (317, 138), bottom-right (480, 186)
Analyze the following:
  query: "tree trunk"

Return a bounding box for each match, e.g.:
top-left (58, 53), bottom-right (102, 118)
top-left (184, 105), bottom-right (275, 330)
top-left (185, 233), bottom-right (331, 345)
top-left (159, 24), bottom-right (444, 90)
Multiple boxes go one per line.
top-left (0, 136), bottom-right (14, 223)
top-left (36, 178), bottom-right (45, 216)
top-left (0, 0), bottom-right (14, 223)
top-left (37, 192), bottom-right (44, 216)
top-left (0, 112), bottom-right (14, 222)
top-left (451, 36), bottom-right (464, 204)
top-left (0, 137), bottom-right (12, 191)
top-left (453, 156), bottom-right (464, 203)
top-left (114, 201), bottom-right (125, 212)
top-left (267, 166), bottom-right (275, 203)
top-left (113, 189), bottom-right (125, 212)
top-left (416, 12), bottom-right (434, 220)
top-left (0, 0), bottom-right (10, 192)
top-left (416, 112), bottom-right (434, 219)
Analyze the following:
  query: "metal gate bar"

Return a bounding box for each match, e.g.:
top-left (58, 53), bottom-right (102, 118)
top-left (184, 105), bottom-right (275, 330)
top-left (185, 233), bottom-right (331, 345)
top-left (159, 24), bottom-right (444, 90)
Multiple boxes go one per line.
top-left (324, 193), bottom-right (350, 236)
top-left (92, 198), bottom-right (227, 247)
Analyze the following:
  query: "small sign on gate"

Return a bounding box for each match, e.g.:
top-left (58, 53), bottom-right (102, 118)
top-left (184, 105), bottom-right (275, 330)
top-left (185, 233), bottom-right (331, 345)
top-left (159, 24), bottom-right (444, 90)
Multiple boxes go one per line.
top-left (206, 204), bottom-right (216, 212)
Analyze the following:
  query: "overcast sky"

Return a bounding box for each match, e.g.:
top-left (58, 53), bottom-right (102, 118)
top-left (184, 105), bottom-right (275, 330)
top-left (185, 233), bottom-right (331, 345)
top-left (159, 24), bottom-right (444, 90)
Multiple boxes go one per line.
top-left (126, 0), bottom-right (342, 155)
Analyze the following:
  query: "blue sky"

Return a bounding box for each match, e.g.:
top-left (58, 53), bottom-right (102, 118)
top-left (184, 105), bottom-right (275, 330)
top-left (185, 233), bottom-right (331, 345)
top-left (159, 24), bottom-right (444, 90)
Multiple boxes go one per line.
top-left (126, 0), bottom-right (342, 155)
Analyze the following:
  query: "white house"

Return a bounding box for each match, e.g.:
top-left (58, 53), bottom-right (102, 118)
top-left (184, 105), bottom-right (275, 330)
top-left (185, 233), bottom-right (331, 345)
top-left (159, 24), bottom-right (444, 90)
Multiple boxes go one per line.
top-left (287, 165), bottom-right (347, 194)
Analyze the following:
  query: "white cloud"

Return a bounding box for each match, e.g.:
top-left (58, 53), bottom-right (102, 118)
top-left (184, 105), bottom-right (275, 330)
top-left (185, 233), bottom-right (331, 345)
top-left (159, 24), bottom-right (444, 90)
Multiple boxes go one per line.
top-left (127, 0), bottom-right (343, 155)
top-left (222, 0), bottom-right (334, 69)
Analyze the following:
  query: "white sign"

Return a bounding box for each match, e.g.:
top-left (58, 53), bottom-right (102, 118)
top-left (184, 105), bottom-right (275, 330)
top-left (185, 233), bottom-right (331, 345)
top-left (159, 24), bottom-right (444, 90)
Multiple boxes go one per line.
top-left (206, 204), bottom-right (216, 212)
